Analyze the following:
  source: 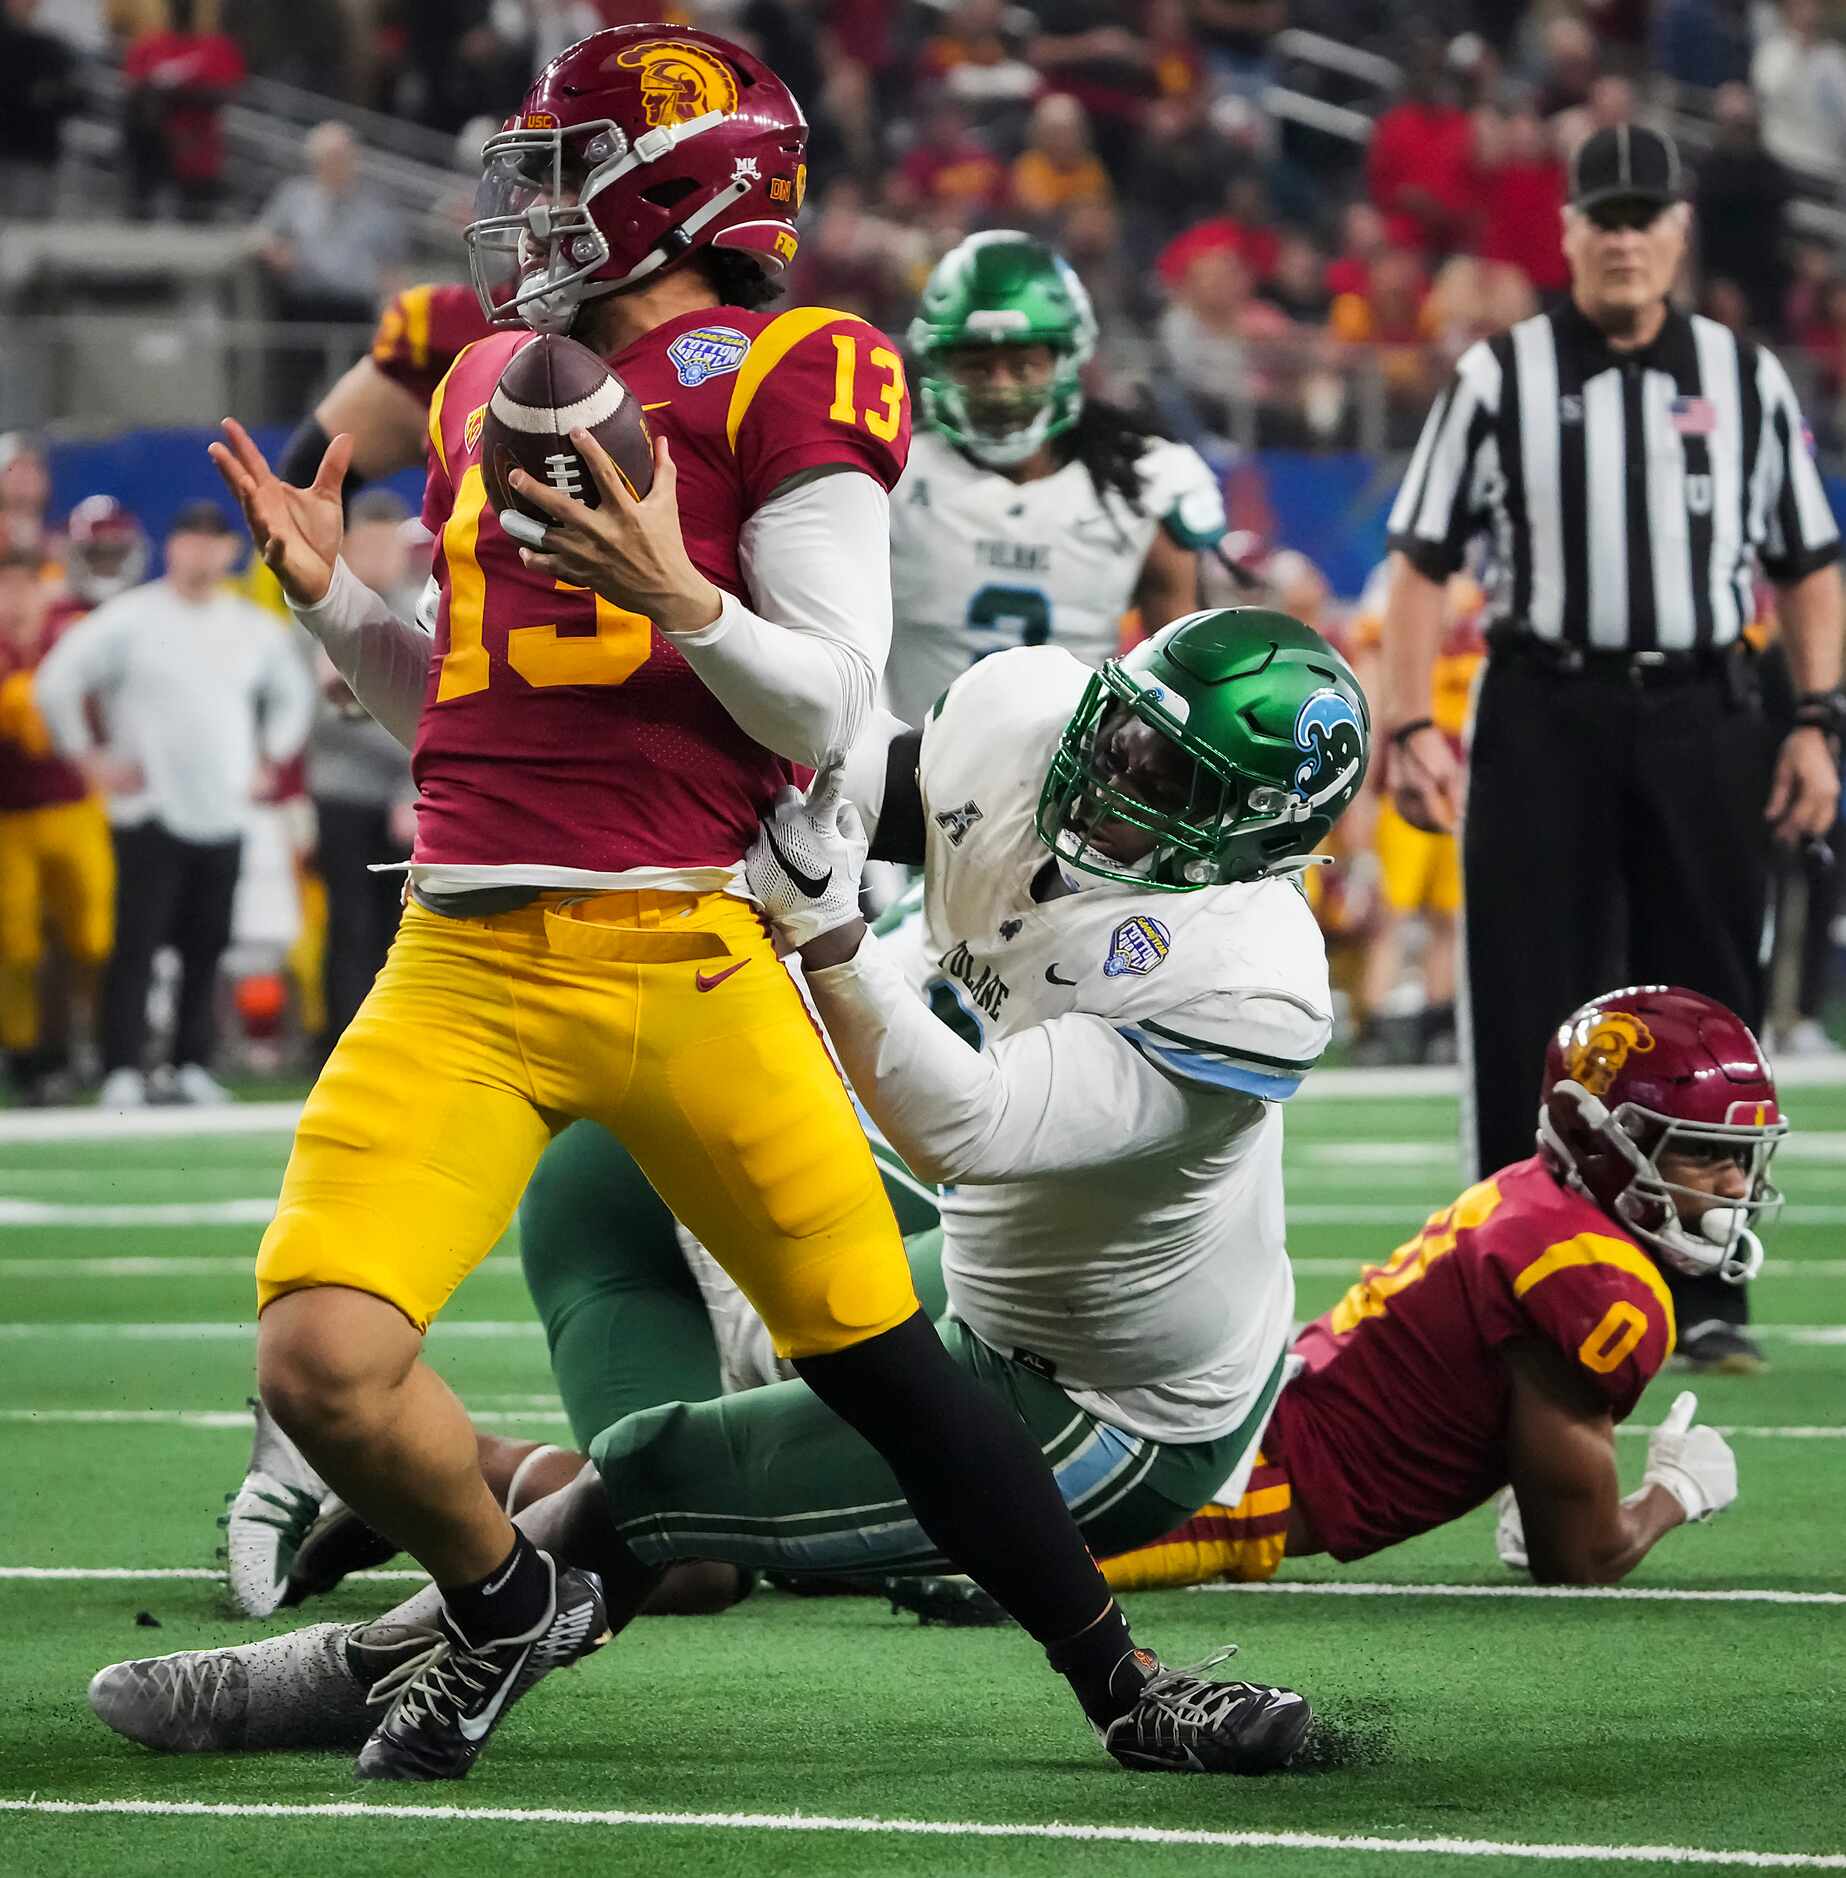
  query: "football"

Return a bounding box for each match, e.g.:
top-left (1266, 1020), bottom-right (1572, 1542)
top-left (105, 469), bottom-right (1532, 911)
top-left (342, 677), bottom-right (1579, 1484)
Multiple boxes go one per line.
top-left (480, 333), bottom-right (654, 526)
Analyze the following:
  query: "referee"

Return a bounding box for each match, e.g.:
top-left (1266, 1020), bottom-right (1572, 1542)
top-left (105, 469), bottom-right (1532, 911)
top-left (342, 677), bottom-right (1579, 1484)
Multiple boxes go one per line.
top-left (1381, 124), bottom-right (1844, 1372)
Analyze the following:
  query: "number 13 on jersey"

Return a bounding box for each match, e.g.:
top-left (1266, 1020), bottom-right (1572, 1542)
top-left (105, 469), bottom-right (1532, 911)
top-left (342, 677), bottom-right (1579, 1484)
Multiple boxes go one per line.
top-left (435, 463), bottom-right (653, 700)
top-left (829, 334), bottom-right (905, 443)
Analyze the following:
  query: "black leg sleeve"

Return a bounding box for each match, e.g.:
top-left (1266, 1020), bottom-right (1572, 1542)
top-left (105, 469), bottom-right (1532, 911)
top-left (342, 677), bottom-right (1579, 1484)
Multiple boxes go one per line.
top-left (794, 1311), bottom-right (1113, 1646)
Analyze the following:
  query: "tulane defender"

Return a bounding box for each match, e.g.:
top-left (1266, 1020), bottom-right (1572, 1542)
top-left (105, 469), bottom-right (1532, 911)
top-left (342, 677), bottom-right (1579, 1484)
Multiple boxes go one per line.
top-left (99, 607), bottom-right (1368, 1772)
top-left (884, 231), bottom-right (1226, 726)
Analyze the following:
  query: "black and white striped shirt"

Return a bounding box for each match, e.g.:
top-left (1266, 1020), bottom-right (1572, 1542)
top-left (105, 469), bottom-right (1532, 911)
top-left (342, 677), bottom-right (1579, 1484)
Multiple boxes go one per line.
top-left (1388, 301), bottom-right (1840, 649)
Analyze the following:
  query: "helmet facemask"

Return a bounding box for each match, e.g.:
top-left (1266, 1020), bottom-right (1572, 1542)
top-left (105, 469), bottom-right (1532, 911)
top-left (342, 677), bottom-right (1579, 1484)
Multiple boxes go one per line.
top-left (1540, 1083), bottom-right (1785, 1283)
top-left (466, 111), bottom-right (744, 333)
top-left (1039, 671), bottom-right (1293, 890)
top-left (922, 339), bottom-right (1085, 468)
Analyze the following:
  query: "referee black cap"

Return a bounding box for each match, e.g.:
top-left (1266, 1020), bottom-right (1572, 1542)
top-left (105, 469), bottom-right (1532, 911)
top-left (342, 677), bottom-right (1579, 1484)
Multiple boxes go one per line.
top-left (1570, 123), bottom-right (1684, 210)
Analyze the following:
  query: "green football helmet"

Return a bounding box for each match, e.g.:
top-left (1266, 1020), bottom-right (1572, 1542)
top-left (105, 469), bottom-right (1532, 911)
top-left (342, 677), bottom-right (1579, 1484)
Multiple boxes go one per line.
top-left (1037, 607), bottom-right (1371, 891)
top-left (908, 230), bottom-right (1097, 468)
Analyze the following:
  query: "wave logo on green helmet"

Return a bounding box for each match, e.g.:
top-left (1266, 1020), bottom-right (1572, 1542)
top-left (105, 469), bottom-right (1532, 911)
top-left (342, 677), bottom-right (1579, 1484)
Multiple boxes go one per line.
top-left (1291, 691), bottom-right (1365, 808)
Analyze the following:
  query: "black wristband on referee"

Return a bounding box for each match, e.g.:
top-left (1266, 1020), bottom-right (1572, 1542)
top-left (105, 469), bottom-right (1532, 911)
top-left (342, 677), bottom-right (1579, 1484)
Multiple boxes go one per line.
top-left (1387, 718), bottom-right (1436, 751)
top-left (1793, 692), bottom-right (1846, 743)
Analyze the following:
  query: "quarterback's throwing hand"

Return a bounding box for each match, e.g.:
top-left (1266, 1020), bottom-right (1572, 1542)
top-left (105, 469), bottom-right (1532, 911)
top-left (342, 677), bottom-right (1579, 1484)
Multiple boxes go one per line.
top-left (1642, 1390), bottom-right (1738, 1523)
top-left (744, 769), bottom-right (868, 954)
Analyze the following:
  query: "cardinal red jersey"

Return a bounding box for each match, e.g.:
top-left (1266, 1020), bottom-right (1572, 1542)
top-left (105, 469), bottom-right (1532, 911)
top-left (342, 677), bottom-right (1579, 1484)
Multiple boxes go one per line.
top-left (370, 283), bottom-right (498, 408)
top-left (1273, 1156), bottom-right (1677, 1562)
top-left (413, 302), bottom-right (910, 874)
top-left (0, 598), bottom-right (89, 812)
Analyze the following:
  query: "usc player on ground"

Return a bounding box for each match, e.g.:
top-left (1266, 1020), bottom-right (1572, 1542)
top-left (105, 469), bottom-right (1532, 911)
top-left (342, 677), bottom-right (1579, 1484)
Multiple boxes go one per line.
top-left (198, 25), bottom-right (1294, 1784)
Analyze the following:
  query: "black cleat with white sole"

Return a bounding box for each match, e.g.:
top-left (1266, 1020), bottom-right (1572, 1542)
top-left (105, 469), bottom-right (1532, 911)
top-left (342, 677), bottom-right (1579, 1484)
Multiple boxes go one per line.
top-left (355, 1554), bottom-right (609, 1781)
top-left (1102, 1647), bottom-right (1311, 1775)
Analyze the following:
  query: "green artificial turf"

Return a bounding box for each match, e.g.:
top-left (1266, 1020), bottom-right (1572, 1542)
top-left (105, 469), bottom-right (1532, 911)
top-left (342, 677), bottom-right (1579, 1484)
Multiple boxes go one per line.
top-left (1, 1086), bottom-right (1841, 1877)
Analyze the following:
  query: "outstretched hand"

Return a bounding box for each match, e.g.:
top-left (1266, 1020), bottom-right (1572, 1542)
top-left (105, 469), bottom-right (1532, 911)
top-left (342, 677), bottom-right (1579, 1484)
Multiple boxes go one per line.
top-left (208, 417), bottom-right (350, 608)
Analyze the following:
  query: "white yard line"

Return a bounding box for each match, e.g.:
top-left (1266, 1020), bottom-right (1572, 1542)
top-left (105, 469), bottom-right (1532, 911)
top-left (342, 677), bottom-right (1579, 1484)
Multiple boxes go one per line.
top-left (0, 1567), bottom-right (427, 1581)
top-left (0, 1255), bottom-right (523, 1277)
top-left (0, 1103), bottom-right (303, 1144)
top-left (1, 1407), bottom-right (1836, 1440)
top-left (0, 1200), bottom-right (277, 1227)
top-left (0, 1798), bottom-right (1842, 1868)
top-left (0, 1321), bottom-right (545, 1339)
top-left (1196, 1581), bottom-right (1845, 1607)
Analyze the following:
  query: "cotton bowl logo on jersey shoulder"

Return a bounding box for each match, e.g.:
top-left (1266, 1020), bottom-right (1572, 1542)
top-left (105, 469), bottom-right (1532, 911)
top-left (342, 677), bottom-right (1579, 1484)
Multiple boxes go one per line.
top-left (1563, 1012), bottom-right (1655, 1096)
top-left (1104, 915), bottom-right (1171, 978)
top-left (1292, 690), bottom-right (1364, 809)
top-left (667, 324), bottom-right (751, 388)
top-left (615, 40), bottom-right (739, 127)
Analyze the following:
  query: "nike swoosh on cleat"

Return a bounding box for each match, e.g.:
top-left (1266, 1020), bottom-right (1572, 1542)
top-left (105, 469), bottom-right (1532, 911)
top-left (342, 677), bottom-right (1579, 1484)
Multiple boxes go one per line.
top-left (1045, 964), bottom-right (1077, 986)
top-left (762, 821), bottom-right (832, 899)
top-left (695, 960), bottom-right (750, 993)
top-left (456, 1642), bottom-right (532, 1741)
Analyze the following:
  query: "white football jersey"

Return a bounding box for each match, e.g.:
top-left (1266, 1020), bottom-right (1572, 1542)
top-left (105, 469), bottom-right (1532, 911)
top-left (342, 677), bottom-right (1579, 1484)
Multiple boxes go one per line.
top-left (884, 429), bottom-right (1227, 727)
top-left (893, 645), bottom-right (1332, 1443)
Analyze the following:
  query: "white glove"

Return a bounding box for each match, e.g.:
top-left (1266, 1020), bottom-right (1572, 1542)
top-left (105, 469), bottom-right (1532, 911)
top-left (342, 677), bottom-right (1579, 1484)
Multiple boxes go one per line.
top-left (1493, 1486), bottom-right (1530, 1571)
top-left (1643, 1390), bottom-right (1738, 1523)
top-left (744, 769), bottom-right (868, 951)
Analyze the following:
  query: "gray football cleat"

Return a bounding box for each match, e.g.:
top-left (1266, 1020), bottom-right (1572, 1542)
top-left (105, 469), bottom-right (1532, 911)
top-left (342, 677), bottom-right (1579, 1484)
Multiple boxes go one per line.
top-left (87, 1617), bottom-right (438, 1753)
top-left (221, 1397), bottom-right (331, 1618)
top-left (1101, 1647), bottom-right (1311, 1775)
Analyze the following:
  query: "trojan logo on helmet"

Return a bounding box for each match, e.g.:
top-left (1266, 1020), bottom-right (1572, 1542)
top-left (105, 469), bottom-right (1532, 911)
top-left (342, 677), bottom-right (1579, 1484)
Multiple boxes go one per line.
top-left (1563, 1011), bottom-right (1656, 1097)
top-left (615, 39), bottom-right (740, 126)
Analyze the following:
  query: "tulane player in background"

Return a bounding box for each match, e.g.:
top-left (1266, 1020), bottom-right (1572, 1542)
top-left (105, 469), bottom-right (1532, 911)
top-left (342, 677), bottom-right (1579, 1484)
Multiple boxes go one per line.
top-left (884, 231), bottom-right (1227, 726)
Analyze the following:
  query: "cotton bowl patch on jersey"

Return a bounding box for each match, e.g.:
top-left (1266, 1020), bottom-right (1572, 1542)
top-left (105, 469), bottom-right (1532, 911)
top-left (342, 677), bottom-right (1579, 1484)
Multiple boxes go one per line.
top-left (1105, 915), bottom-right (1171, 978)
top-left (667, 324), bottom-right (752, 388)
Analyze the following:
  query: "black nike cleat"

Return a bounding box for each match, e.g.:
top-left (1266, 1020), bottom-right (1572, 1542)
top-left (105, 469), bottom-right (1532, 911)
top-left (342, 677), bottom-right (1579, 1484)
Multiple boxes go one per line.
top-left (279, 1496), bottom-right (400, 1608)
top-left (1102, 1647), bottom-right (1311, 1775)
top-left (354, 1555), bottom-right (609, 1781)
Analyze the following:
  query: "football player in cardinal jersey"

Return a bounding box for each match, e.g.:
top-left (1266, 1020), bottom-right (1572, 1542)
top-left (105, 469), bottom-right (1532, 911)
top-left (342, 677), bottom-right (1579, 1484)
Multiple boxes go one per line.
top-left (1108, 983), bottom-right (1774, 1593)
top-left (884, 231), bottom-right (1227, 726)
top-left (276, 282), bottom-right (499, 495)
top-left (94, 604), bottom-right (1366, 1772)
top-left (198, 25), bottom-right (1280, 1784)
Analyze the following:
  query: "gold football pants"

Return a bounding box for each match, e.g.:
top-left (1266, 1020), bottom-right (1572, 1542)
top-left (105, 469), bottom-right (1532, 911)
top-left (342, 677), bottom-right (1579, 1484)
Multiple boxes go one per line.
top-left (0, 795), bottom-right (114, 1054)
top-left (256, 890), bottom-right (916, 1356)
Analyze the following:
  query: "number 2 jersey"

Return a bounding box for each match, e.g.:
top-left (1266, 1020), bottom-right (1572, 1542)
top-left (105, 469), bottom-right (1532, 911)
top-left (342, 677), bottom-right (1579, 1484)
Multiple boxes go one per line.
top-left (883, 428), bottom-right (1227, 726)
top-left (1273, 1155), bottom-right (1678, 1561)
top-left (415, 302), bottom-right (910, 879)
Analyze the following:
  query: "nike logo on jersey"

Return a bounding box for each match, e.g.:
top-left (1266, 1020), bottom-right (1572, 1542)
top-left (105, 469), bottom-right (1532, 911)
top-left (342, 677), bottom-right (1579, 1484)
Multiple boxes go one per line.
top-left (1045, 963), bottom-right (1077, 986)
top-left (761, 821), bottom-right (831, 898)
top-left (456, 1642), bottom-right (533, 1740)
top-left (695, 960), bottom-right (750, 993)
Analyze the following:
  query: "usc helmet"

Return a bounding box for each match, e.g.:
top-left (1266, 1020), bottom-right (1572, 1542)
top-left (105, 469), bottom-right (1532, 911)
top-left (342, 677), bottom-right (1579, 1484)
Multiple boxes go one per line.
top-left (465, 26), bottom-right (808, 334)
top-left (64, 496), bottom-right (149, 604)
top-left (1537, 985), bottom-right (1786, 1284)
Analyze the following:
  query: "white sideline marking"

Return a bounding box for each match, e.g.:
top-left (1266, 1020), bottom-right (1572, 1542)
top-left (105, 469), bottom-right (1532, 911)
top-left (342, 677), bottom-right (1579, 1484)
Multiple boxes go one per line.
top-left (0, 1256), bottom-right (522, 1277)
top-left (0, 1102), bottom-right (302, 1144)
top-left (1196, 1581), bottom-right (1846, 1607)
top-left (0, 1567), bottom-right (426, 1582)
top-left (1, 1798), bottom-right (1843, 1869)
top-left (0, 1407), bottom-right (570, 1429)
top-left (4, 1567), bottom-right (1840, 1607)
top-left (1, 1406), bottom-right (1836, 1440)
top-left (0, 1321), bottom-right (545, 1340)
top-left (0, 1200), bottom-right (275, 1228)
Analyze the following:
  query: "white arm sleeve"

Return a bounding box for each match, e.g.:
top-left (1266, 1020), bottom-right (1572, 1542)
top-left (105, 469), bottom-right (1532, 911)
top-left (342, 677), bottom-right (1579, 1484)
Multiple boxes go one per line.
top-left (836, 705), bottom-right (909, 844)
top-left (669, 470), bottom-right (892, 771)
top-left (803, 929), bottom-right (1243, 1185)
top-left (287, 556), bottom-right (431, 752)
top-left (33, 604), bottom-right (127, 759)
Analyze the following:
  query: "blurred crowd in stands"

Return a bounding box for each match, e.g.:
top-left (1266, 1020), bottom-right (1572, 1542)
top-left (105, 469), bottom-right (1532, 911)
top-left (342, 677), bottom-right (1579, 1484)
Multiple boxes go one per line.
top-left (9, 1), bottom-right (1846, 448)
top-left (2, 0), bottom-right (1845, 1098)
